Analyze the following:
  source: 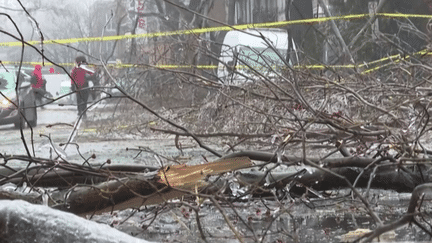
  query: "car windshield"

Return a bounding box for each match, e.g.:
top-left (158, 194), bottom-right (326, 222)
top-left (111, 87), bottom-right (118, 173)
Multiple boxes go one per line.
top-left (0, 71), bottom-right (16, 91)
top-left (236, 47), bottom-right (288, 74)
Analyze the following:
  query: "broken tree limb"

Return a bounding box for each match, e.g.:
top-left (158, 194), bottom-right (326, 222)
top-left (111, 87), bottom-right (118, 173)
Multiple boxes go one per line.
top-left (54, 157), bottom-right (253, 215)
top-left (58, 171), bottom-right (165, 215)
top-left (150, 127), bottom-right (272, 138)
top-left (158, 156), bottom-right (253, 190)
top-left (0, 163), bottom-right (159, 187)
top-left (235, 164), bottom-right (425, 194)
top-left (1, 151), bottom-right (428, 217)
top-left (221, 150), bottom-right (380, 168)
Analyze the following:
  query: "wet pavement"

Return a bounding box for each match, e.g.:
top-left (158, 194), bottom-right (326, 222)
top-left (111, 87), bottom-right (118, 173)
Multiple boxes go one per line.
top-left (1, 105), bottom-right (431, 242)
top-left (0, 103), bottom-right (218, 167)
top-left (89, 190), bottom-right (429, 243)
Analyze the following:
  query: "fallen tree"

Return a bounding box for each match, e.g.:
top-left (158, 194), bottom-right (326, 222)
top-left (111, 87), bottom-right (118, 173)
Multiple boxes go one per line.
top-left (0, 150), bottom-right (429, 217)
top-left (0, 156), bottom-right (254, 215)
top-left (3, 1), bottom-right (432, 242)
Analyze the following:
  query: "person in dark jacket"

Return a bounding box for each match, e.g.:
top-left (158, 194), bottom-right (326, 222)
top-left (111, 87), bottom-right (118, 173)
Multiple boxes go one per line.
top-left (71, 56), bottom-right (94, 119)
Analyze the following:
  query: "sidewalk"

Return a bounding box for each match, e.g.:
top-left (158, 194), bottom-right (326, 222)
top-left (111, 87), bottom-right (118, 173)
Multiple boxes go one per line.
top-left (44, 103), bottom-right (76, 110)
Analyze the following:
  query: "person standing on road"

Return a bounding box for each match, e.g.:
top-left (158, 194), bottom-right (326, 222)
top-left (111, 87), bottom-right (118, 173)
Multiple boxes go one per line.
top-left (30, 65), bottom-right (49, 107)
top-left (71, 56), bottom-right (94, 119)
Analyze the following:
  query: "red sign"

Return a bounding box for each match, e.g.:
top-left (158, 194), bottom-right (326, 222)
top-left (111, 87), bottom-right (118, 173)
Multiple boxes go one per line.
top-left (137, 0), bottom-right (145, 29)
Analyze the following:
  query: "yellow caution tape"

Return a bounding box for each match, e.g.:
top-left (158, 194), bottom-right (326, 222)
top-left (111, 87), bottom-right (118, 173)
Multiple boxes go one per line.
top-left (2, 11), bottom-right (432, 73)
top-left (1, 13), bottom-right (432, 47)
top-left (4, 48), bottom-right (432, 73)
top-left (3, 50), bottom-right (432, 73)
top-left (1, 61), bottom-right (75, 66)
top-left (361, 49), bottom-right (432, 74)
top-left (1, 61), bottom-right (221, 69)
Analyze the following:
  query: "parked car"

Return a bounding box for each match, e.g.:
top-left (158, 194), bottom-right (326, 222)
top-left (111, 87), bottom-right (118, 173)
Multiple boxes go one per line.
top-left (0, 67), bottom-right (37, 128)
top-left (217, 28), bottom-right (299, 84)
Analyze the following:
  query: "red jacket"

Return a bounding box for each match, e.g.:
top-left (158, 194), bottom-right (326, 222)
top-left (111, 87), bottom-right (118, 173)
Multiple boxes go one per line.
top-left (31, 73), bottom-right (45, 89)
top-left (31, 65), bottom-right (44, 89)
top-left (71, 65), bottom-right (93, 90)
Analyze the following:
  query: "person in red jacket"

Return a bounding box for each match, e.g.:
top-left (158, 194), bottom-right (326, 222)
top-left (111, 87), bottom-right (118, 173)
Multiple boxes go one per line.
top-left (30, 65), bottom-right (49, 107)
top-left (71, 56), bottom-right (94, 119)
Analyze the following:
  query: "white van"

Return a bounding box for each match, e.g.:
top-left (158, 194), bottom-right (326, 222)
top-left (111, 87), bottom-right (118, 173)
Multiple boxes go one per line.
top-left (217, 28), bottom-right (298, 84)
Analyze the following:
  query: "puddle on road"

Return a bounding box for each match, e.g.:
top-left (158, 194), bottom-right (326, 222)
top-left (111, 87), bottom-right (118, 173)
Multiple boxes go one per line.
top-left (89, 191), bottom-right (430, 243)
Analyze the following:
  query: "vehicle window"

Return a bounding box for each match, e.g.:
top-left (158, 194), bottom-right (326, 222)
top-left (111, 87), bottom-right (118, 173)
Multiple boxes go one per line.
top-left (238, 47), bottom-right (287, 72)
top-left (0, 72), bottom-right (15, 91)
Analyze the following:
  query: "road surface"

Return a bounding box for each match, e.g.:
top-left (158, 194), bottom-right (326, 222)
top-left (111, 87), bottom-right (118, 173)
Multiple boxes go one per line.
top-left (0, 104), bottom-right (209, 168)
top-left (0, 104), bottom-right (165, 167)
top-left (0, 105), bottom-right (94, 164)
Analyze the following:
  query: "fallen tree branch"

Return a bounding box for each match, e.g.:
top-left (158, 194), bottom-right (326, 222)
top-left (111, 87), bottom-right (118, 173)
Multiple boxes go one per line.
top-left (362, 182), bottom-right (432, 242)
top-left (150, 127), bottom-right (272, 138)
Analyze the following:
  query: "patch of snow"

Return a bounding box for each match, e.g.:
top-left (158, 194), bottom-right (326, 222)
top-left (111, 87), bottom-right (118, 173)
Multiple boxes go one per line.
top-left (0, 200), bottom-right (154, 243)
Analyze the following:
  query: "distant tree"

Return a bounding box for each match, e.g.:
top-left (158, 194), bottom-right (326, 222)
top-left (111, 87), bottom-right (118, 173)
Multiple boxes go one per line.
top-left (329, 0), bottom-right (432, 62)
